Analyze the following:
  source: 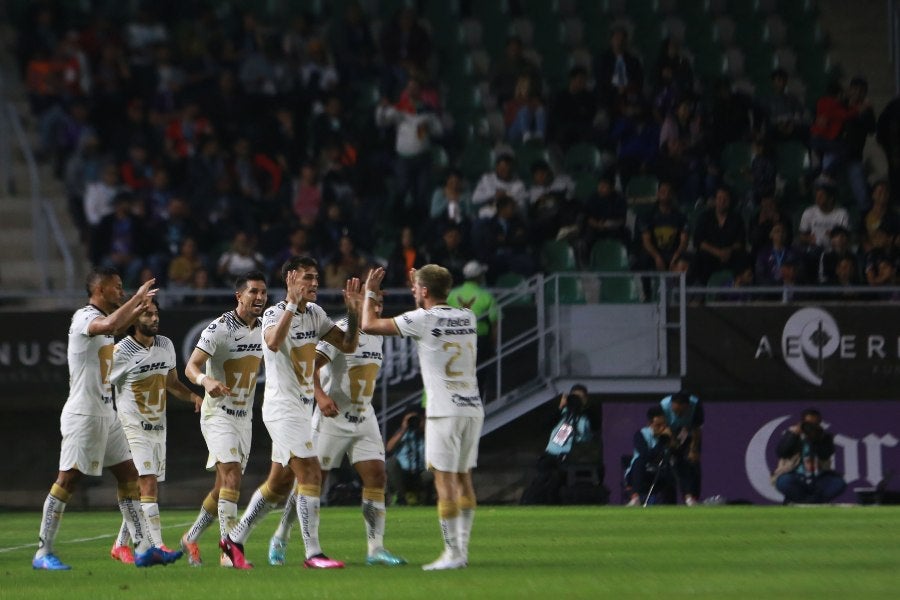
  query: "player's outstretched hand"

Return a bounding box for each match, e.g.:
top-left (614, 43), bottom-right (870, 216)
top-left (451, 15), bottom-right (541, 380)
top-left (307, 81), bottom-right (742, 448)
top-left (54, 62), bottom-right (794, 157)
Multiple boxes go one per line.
top-left (343, 277), bottom-right (362, 313)
top-left (285, 269), bottom-right (304, 304)
top-left (134, 278), bottom-right (158, 300)
top-left (316, 394), bottom-right (339, 418)
top-left (365, 267), bottom-right (385, 291)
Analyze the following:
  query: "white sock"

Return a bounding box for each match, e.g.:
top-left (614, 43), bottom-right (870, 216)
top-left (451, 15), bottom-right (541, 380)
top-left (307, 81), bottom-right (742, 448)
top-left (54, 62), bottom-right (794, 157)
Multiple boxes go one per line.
top-left (459, 507), bottom-right (475, 558)
top-left (36, 490), bottom-right (67, 558)
top-left (362, 499), bottom-right (386, 555)
top-left (273, 489), bottom-right (298, 541)
top-left (230, 487), bottom-right (277, 544)
top-left (114, 520), bottom-right (130, 548)
top-left (218, 492), bottom-right (240, 539)
top-left (141, 500), bottom-right (163, 548)
top-left (185, 494), bottom-right (217, 543)
top-left (296, 486), bottom-right (322, 558)
top-left (118, 497), bottom-right (152, 553)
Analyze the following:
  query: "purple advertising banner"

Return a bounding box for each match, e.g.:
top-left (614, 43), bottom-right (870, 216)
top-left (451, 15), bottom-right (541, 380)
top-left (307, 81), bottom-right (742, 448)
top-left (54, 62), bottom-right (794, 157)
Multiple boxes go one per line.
top-left (603, 401), bottom-right (900, 504)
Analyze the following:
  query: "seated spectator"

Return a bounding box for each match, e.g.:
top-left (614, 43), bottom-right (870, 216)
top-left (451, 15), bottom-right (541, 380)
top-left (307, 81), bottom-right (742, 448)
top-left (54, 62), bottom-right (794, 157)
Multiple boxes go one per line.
top-left (863, 227), bottom-right (898, 293)
top-left (771, 408), bottom-right (847, 504)
top-left (428, 223), bottom-right (471, 284)
top-left (748, 193), bottom-right (792, 264)
top-left (472, 195), bottom-right (535, 279)
top-left (755, 222), bottom-right (798, 285)
top-left (527, 159), bottom-right (576, 244)
top-left (504, 75), bottom-right (546, 145)
top-left (594, 25), bottom-right (644, 118)
top-left (750, 136), bottom-right (776, 201)
top-left (859, 180), bottom-right (899, 253)
top-left (90, 192), bottom-right (151, 287)
top-left (635, 180), bottom-right (689, 273)
top-left (520, 385), bottom-right (599, 505)
top-left (429, 168), bottom-right (474, 228)
top-left (798, 176), bottom-right (850, 271)
top-left (624, 406), bottom-right (678, 506)
top-left (323, 234), bottom-right (369, 289)
top-left (167, 237), bottom-right (205, 289)
top-left (385, 405), bottom-right (432, 506)
top-left (472, 153), bottom-right (528, 219)
top-left (762, 68), bottom-right (808, 143)
top-left (216, 230), bottom-right (265, 285)
top-left (580, 171), bottom-right (629, 254)
top-left (819, 226), bottom-right (856, 284)
top-left (691, 185), bottom-right (748, 285)
top-left (490, 35), bottom-right (541, 108)
top-left (610, 94), bottom-right (659, 186)
top-left (809, 82), bottom-right (856, 177)
top-left (653, 37), bottom-right (694, 120)
top-left (656, 95), bottom-right (705, 206)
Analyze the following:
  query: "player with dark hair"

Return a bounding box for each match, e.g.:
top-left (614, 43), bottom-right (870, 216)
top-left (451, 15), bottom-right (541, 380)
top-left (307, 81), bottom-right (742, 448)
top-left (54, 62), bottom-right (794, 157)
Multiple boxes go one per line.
top-left (659, 391), bottom-right (704, 505)
top-left (179, 271), bottom-right (268, 567)
top-left (109, 299), bottom-right (203, 562)
top-left (33, 267), bottom-right (180, 570)
top-left (218, 257), bottom-right (362, 569)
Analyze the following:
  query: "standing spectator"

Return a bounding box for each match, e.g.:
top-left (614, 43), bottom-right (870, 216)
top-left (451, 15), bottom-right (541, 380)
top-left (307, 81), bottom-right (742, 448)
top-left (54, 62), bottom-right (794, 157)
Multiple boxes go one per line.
top-left (809, 82), bottom-right (856, 177)
top-left (548, 66), bottom-right (598, 151)
top-left (375, 76), bottom-right (443, 225)
top-left (594, 25), bottom-right (644, 118)
top-left (771, 408), bottom-right (846, 504)
top-left (691, 185), bottom-right (747, 285)
top-left (842, 77), bottom-right (877, 210)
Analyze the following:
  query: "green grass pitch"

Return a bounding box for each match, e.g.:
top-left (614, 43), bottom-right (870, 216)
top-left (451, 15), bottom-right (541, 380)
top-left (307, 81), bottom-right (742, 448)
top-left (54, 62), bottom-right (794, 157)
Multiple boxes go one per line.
top-left (2, 506), bottom-right (898, 598)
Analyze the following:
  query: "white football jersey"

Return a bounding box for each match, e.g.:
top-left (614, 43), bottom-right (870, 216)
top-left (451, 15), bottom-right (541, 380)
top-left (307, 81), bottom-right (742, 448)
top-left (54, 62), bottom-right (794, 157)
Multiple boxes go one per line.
top-left (63, 304), bottom-right (116, 417)
top-left (110, 334), bottom-right (177, 434)
top-left (195, 311), bottom-right (263, 420)
top-left (262, 300), bottom-right (336, 421)
top-left (393, 305), bottom-right (483, 418)
top-left (314, 317), bottom-right (382, 435)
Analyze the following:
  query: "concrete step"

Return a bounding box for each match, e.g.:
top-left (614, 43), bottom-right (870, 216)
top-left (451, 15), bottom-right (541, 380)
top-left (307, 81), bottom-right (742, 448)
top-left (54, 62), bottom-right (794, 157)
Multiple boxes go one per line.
top-left (2, 228), bottom-right (36, 259)
top-left (0, 199), bottom-right (33, 228)
top-left (0, 258), bottom-right (76, 290)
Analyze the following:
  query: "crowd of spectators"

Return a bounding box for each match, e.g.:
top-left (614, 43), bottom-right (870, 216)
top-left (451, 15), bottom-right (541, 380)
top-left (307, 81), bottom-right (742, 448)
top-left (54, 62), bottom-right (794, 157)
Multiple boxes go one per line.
top-left (14, 0), bottom-right (900, 301)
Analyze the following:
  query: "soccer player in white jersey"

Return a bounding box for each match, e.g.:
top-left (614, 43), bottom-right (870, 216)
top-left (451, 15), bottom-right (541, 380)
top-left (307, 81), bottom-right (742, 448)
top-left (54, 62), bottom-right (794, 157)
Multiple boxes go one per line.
top-left (108, 299), bottom-right (203, 563)
top-left (361, 264), bottom-right (484, 571)
top-left (266, 290), bottom-right (406, 567)
top-left (218, 256), bottom-right (362, 570)
top-left (33, 267), bottom-right (182, 570)
top-left (179, 271), bottom-right (268, 567)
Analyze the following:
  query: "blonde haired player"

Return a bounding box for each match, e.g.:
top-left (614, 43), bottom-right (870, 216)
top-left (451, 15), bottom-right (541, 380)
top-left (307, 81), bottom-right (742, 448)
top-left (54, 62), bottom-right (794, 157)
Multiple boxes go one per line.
top-left (179, 271), bottom-right (268, 567)
top-left (361, 264), bottom-right (483, 570)
top-left (266, 290), bottom-right (406, 567)
top-left (108, 300), bottom-right (203, 562)
top-left (218, 256), bottom-right (362, 569)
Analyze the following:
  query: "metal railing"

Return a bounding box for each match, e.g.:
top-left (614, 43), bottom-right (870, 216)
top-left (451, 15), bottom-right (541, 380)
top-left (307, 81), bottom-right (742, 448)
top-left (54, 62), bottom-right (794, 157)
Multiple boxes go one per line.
top-left (4, 102), bottom-right (76, 292)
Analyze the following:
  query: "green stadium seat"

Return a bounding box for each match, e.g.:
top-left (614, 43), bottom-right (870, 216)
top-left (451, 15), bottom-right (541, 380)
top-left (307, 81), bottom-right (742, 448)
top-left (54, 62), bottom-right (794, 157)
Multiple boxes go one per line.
top-left (541, 239), bottom-right (578, 272)
top-left (721, 141), bottom-right (753, 198)
top-left (545, 276), bottom-right (586, 304)
top-left (775, 140), bottom-right (811, 194)
top-left (564, 143), bottom-right (603, 175)
top-left (625, 174), bottom-right (658, 206)
top-left (494, 272), bottom-right (532, 305)
top-left (599, 276), bottom-right (641, 303)
top-left (589, 239), bottom-right (630, 272)
top-left (459, 140), bottom-right (496, 181)
top-left (573, 172), bottom-right (598, 202)
top-left (515, 141), bottom-right (551, 181)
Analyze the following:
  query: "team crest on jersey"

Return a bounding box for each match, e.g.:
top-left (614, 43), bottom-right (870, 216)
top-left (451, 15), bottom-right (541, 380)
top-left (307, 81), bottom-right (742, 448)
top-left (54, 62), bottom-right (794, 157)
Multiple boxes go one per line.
top-left (306, 441), bottom-right (313, 450)
top-left (322, 457), bottom-right (331, 467)
top-left (144, 461), bottom-right (151, 469)
top-left (230, 447), bottom-right (237, 456)
top-left (91, 461), bottom-right (99, 471)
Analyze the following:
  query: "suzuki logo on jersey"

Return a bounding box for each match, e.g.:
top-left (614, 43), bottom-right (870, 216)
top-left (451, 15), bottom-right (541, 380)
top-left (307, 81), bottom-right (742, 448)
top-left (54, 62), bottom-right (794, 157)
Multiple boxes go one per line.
top-left (430, 328), bottom-right (442, 338)
top-left (234, 343), bottom-right (262, 352)
top-left (136, 361), bottom-right (168, 374)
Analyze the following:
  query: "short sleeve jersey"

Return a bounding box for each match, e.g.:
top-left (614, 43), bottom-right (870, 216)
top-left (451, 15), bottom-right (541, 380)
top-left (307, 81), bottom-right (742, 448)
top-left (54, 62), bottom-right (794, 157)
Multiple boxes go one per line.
top-left (195, 311), bottom-right (263, 419)
top-left (110, 335), bottom-right (177, 433)
top-left (393, 305), bottom-right (483, 418)
top-left (315, 317), bottom-right (382, 435)
top-left (262, 301), bottom-right (335, 421)
top-left (63, 304), bottom-right (115, 417)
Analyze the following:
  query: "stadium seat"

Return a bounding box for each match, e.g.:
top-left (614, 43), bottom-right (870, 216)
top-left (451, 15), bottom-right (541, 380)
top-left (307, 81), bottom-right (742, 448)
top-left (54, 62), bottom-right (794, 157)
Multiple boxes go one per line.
top-left (515, 141), bottom-right (551, 181)
top-left (544, 276), bottom-right (586, 304)
top-left (707, 269), bottom-right (734, 287)
top-left (589, 239), bottom-right (629, 272)
top-left (541, 239), bottom-right (578, 272)
top-left (573, 172), bottom-right (597, 202)
top-left (775, 140), bottom-right (811, 194)
top-left (625, 174), bottom-right (658, 206)
top-left (494, 272), bottom-right (533, 305)
top-left (599, 275), bottom-right (641, 303)
top-left (564, 143), bottom-right (603, 175)
top-left (721, 141), bottom-right (753, 198)
top-left (460, 140), bottom-right (496, 182)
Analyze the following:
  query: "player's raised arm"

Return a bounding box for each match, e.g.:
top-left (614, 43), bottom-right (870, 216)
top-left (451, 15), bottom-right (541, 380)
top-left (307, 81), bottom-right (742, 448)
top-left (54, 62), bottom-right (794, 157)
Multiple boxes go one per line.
top-left (361, 268), bottom-right (400, 336)
top-left (88, 279), bottom-right (158, 337)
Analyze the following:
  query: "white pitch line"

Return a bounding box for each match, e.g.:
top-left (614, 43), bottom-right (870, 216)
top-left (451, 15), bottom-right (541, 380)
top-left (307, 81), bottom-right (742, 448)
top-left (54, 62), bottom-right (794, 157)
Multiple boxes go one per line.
top-left (0, 521), bottom-right (194, 554)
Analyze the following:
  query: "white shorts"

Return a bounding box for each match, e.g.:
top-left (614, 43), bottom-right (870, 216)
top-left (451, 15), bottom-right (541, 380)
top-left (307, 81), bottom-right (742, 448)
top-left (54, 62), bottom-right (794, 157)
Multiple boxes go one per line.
top-left (59, 412), bottom-right (132, 477)
top-left (315, 418), bottom-right (385, 471)
top-left (201, 415), bottom-right (252, 472)
top-left (122, 424), bottom-right (167, 481)
top-left (425, 415), bottom-right (483, 473)
top-left (265, 415), bottom-right (316, 464)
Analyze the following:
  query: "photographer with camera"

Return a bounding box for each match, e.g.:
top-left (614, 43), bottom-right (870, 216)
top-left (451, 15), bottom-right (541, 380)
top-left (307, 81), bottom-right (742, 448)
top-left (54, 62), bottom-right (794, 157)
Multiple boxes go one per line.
top-left (659, 391), bottom-right (704, 505)
top-left (520, 385), bottom-right (599, 505)
top-left (624, 406), bottom-right (679, 506)
top-left (771, 408), bottom-right (846, 504)
top-left (386, 404), bottom-right (433, 506)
